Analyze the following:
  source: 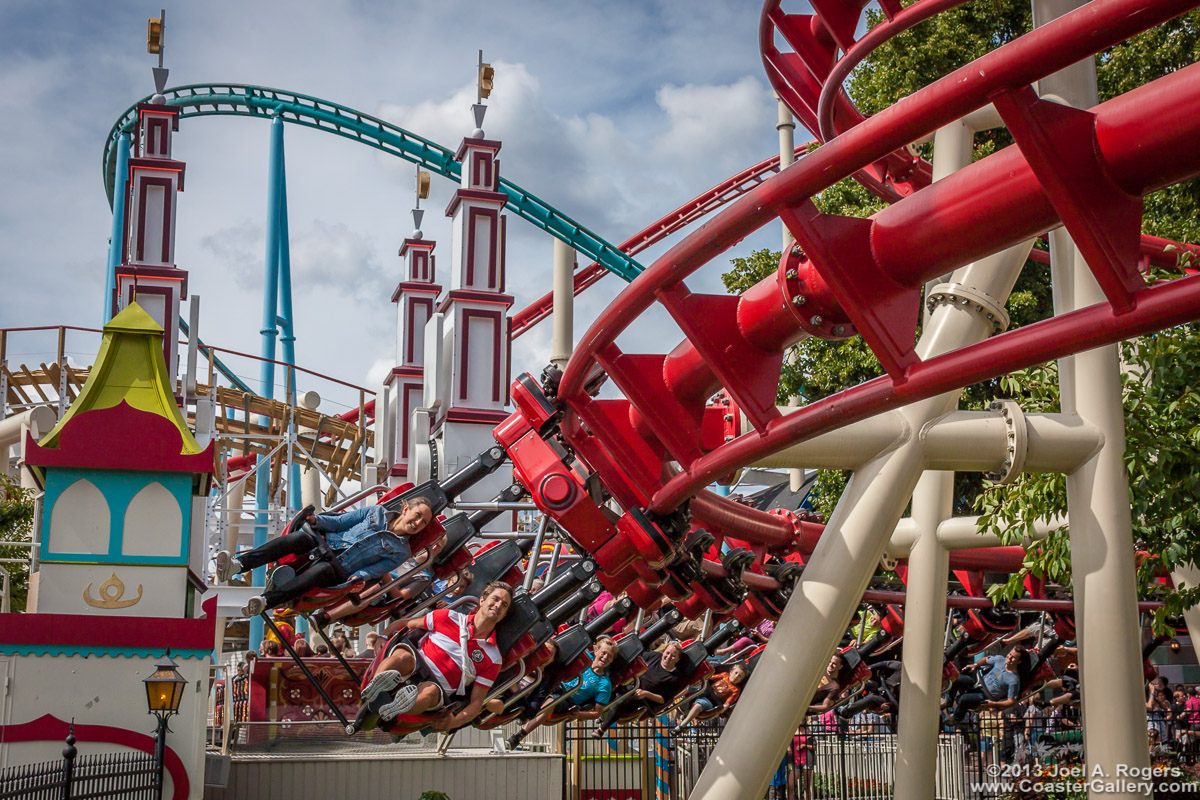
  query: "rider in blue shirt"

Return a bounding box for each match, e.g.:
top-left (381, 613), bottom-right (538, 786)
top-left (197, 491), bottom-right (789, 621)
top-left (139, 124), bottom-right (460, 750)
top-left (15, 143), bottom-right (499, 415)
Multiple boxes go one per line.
top-left (508, 637), bottom-right (617, 749)
top-left (562, 664), bottom-right (615, 708)
top-left (948, 646), bottom-right (1029, 724)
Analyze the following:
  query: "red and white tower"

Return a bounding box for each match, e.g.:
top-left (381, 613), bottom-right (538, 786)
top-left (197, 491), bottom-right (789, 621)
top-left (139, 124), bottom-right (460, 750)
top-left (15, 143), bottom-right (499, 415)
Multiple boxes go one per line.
top-left (435, 55), bottom-right (514, 514)
top-left (387, 182), bottom-right (441, 482)
top-left (113, 97), bottom-right (188, 381)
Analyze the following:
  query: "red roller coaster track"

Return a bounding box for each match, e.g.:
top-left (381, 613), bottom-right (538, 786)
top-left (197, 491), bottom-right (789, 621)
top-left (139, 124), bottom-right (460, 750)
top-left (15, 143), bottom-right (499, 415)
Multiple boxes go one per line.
top-left (529, 0), bottom-right (1200, 561)
top-left (510, 143), bottom-right (816, 339)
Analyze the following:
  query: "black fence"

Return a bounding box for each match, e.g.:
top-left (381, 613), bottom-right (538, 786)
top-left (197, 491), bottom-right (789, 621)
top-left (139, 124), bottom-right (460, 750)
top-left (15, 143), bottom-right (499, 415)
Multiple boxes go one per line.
top-left (563, 718), bottom-right (665, 800)
top-left (0, 725), bottom-right (162, 800)
top-left (562, 712), bottom-right (1177, 800)
top-left (564, 716), bottom-right (904, 800)
top-left (680, 717), bottom-right (904, 800)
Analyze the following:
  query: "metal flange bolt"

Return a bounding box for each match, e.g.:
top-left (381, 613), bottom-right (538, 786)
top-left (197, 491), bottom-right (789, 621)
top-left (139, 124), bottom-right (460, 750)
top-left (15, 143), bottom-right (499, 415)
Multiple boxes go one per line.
top-left (984, 399), bottom-right (1028, 484)
top-left (924, 282), bottom-right (1010, 335)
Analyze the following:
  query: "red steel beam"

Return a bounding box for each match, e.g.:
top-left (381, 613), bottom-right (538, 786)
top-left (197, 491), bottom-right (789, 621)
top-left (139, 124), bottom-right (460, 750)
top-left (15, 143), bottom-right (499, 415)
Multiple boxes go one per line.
top-left (810, 0), bottom-right (973, 143)
top-left (555, 8), bottom-right (1200, 519)
top-left (655, 264), bottom-right (1200, 511)
top-left (510, 144), bottom-right (814, 339)
top-left (561, 0), bottom-right (1200, 410)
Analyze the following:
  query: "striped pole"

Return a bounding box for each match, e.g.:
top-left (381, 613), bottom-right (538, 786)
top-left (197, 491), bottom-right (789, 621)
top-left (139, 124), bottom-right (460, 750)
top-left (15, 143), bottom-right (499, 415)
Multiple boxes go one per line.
top-left (654, 715), bottom-right (672, 800)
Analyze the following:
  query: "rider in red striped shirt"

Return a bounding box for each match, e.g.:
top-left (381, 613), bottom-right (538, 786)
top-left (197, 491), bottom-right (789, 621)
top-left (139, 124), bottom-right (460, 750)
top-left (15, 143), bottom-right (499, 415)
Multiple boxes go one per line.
top-left (357, 581), bottom-right (513, 732)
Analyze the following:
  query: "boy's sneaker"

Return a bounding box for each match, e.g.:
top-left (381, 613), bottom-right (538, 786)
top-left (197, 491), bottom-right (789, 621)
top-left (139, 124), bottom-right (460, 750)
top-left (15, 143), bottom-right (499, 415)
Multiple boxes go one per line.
top-left (360, 670), bottom-right (406, 705)
top-left (348, 693), bottom-right (392, 735)
top-left (240, 595), bottom-right (266, 617)
top-left (378, 684), bottom-right (421, 721)
top-left (215, 550), bottom-right (242, 583)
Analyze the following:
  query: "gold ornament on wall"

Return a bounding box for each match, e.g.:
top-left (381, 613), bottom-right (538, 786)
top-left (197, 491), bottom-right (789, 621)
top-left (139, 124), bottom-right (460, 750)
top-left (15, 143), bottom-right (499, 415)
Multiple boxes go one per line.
top-left (83, 573), bottom-right (143, 609)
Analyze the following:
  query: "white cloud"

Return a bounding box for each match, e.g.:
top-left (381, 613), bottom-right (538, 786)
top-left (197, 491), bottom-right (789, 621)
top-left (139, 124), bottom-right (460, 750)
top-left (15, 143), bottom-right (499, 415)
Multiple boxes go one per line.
top-left (365, 357), bottom-right (394, 389)
top-left (289, 220), bottom-right (387, 299)
top-left (653, 76), bottom-right (777, 170)
top-left (199, 221), bottom-right (263, 292)
top-left (1, 0), bottom-right (787, 414)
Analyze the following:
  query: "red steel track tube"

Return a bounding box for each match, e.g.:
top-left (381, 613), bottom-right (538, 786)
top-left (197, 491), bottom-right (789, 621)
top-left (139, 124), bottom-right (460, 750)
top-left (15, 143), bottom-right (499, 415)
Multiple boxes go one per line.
top-left (559, 0), bottom-right (1199, 407)
top-left (654, 260), bottom-right (1200, 510)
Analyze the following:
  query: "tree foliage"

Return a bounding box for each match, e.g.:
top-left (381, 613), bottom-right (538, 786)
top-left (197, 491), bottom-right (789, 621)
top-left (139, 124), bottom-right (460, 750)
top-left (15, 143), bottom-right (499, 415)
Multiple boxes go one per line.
top-left (0, 472), bottom-right (35, 612)
top-left (722, 2), bottom-right (1200, 620)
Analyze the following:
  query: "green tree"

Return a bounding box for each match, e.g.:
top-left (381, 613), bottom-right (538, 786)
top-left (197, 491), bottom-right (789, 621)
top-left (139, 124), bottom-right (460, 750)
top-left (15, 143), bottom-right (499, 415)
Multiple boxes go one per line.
top-left (723, 3), bottom-right (1200, 620)
top-left (0, 473), bottom-right (35, 612)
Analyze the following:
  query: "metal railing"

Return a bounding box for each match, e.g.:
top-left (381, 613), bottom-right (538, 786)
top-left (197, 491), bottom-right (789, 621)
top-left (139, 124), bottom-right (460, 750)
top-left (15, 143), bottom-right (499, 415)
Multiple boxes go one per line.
top-left (0, 722), bottom-right (162, 800)
top-left (562, 713), bottom-right (1169, 800)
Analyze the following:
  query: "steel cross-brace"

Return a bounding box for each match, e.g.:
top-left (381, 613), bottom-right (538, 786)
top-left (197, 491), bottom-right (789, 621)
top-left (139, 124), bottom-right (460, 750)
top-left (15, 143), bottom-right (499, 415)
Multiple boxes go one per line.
top-left (260, 612), bottom-right (351, 728)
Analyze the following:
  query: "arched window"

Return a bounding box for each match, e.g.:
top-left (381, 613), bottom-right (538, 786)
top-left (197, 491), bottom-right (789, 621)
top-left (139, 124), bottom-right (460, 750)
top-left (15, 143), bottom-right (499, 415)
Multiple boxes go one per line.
top-left (49, 479), bottom-right (110, 555)
top-left (122, 481), bottom-right (183, 557)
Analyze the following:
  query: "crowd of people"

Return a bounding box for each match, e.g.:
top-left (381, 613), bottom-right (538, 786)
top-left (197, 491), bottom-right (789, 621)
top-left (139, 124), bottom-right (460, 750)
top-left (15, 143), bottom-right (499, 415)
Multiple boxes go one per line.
top-left (211, 492), bottom-right (1192, 780)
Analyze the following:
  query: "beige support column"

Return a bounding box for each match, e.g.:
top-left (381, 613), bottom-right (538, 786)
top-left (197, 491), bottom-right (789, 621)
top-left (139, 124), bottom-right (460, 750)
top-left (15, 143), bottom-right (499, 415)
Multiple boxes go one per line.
top-left (298, 390), bottom-right (323, 511)
top-left (776, 94), bottom-right (807, 493)
top-left (551, 239), bottom-right (575, 370)
top-left (1170, 563), bottom-right (1200, 656)
top-left (224, 481), bottom-right (245, 554)
top-left (1065, 239), bottom-right (1150, 793)
top-left (1033, 0), bottom-right (1150, 792)
top-left (690, 441), bottom-right (925, 800)
top-left (892, 116), bottom-right (995, 796)
top-left (894, 471), bottom-right (953, 800)
top-left (777, 94), bottom-right (796, 251)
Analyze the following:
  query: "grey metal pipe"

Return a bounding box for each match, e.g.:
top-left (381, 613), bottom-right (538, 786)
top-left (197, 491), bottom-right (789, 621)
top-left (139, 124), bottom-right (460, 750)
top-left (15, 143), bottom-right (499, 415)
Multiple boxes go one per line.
top-left (523, 516), bottom-right (549, 591)
top-left (451, 501), bottom-right (540, 511)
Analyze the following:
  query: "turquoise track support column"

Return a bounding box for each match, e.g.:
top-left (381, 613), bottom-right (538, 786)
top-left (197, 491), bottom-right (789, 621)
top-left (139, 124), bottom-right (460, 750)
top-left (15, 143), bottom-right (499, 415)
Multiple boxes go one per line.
top-left (104, 133), bottom-right (132, 323)
top-left (251, 113), bottom-right (286, 650)
top-left (275, 129), bottom-right (304, 638)
top-left (275, 167), bottom-right (301, 514)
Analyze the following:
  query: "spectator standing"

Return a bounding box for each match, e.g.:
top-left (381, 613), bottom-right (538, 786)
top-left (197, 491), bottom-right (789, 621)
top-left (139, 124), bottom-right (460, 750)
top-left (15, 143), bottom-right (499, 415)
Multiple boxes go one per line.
top-left (1022, 700), bottom-right (1044, 761)
top-left (360, 632), bottom-right (380, 661)
top-left (1171, 688), bottom-right (1190, 744)
top-left (1002, 703), bottom-right (1022, 763)
top-left (794, 722), bottom-right (815, 800)
top-left (979, 708), bottom-right (1001, 769)
top-left (1147, 677), bottom-right (1171, 742)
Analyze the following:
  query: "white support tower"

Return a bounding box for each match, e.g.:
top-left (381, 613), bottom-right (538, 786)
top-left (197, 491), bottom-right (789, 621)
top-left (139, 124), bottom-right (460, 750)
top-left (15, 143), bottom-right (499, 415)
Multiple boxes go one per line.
top-left (113, 99), bottom-right (188, 381)
top-left (387, 218), bottom-right (441, 483)
top-left (430, 75), bottom-right (514, 523)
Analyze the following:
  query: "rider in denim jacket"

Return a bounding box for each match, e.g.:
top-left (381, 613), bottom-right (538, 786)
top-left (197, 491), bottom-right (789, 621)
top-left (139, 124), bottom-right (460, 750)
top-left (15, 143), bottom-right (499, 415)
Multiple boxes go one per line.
top-left (216, 497), bottom-right (434, 617)
top-left (316, 505), bottom-right (416, 583)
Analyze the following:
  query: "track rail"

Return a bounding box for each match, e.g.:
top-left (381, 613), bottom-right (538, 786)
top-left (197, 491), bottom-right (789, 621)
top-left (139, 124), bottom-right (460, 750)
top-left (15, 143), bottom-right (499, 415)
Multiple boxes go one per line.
top-left (102, 84), bottom-right (644, 282)
top-left (510, 143), bottom-right (815, 338)
top-left (106, 85), bottom-right (830, 342)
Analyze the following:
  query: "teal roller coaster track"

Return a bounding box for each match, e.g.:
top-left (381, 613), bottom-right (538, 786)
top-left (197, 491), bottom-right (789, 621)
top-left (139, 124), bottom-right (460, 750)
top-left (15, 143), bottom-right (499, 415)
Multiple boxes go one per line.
top-left (103, 84), bottom-right (645, 283)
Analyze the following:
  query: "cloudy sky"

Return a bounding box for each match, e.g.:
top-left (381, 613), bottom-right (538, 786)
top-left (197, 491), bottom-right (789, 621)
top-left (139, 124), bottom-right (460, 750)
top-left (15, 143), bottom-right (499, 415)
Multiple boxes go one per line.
top-left (0, 0), bottom-right (802, 417)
